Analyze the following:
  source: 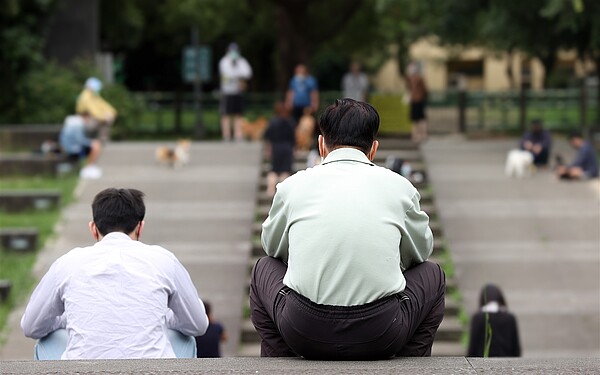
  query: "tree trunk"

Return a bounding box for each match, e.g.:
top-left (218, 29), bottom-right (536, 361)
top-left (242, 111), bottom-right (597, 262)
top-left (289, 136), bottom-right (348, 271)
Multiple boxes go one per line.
top-left (274, 1), bottom-right (311, 92)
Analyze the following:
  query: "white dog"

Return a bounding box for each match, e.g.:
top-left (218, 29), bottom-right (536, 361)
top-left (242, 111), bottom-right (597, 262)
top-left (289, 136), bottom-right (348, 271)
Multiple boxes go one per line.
top-left (505, 149), bottom-right (534, 178)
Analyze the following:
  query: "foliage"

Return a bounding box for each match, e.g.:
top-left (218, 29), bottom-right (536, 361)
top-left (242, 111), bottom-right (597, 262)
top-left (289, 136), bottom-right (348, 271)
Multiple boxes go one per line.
top-left (13, 62), bottom-right (80, 124)
top-left (0, 173), bottom-right (79, 343)
top-left (101, 84), bottom-right (147, 140)
top-left (0, 0), bottom-right (60, 122)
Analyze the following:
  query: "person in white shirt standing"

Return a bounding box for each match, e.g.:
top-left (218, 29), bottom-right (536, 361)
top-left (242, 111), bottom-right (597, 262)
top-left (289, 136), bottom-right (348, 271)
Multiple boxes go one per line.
top-left (341, 61), bottom-right (369, 102)
top-left (219, 42), bottom-right (253, 141)
top-left (21, 188), bottom-right (208, 359)
top-left (250, 98), bottom-right (445, 359)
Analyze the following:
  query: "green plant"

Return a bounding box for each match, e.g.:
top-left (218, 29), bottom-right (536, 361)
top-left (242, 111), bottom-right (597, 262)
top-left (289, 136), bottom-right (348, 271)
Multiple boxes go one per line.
top-left (0, 173), bottom-right (79, 344)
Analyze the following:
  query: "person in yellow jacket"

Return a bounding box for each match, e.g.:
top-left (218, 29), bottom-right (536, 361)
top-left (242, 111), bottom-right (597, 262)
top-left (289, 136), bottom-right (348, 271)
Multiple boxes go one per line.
top-left (76, 77), bottom-right (117, 142)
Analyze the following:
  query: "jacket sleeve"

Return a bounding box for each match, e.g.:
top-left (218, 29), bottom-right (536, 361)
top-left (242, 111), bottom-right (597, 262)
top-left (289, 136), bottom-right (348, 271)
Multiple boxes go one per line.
top-left (399, 191), bottom-right (433, 271)
top-left (21, 262), bottom-right (66, 339)
top-left (261, 189), bottom-right (290, 263)
top-left (166, 258), bottom-right (209, 337)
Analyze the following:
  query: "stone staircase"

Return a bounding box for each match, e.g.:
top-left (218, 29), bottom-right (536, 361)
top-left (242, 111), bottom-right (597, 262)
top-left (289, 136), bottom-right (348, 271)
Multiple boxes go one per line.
top-left (239, 136), bottom-right (466, 357)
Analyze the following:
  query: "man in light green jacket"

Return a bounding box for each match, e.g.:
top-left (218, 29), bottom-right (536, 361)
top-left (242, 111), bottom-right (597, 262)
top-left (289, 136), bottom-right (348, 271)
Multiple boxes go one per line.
top-left (250, 98), bottom-right (445, 360)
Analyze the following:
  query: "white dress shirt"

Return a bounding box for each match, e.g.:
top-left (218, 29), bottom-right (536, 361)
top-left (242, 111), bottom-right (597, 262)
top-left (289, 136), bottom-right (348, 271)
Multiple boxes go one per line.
top-left (21, 232), bottom-right (208, 359)
top-left (262, 147), bottom-right (433, 306)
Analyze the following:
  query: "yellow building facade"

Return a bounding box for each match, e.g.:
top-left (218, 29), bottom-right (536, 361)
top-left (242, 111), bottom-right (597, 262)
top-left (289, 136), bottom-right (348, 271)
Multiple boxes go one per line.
top-left (372, 38), bottom-right (592, 93)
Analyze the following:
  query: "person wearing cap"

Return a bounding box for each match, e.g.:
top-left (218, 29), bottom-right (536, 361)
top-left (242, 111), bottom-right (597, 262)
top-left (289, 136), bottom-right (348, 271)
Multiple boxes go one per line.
top-left (219, 43), bottom-right (253, 141)
top-left (76, 77), bottom-right (118, 142)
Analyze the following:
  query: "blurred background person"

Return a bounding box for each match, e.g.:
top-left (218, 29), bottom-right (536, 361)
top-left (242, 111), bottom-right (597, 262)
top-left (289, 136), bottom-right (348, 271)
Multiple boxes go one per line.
top-left (76, 77), bottom-right (117, 143)
top-left (468, 284), bottom-right (521, 357)
top-left (406, 62), bottom-right (428, 143)
top-left (285, 64), bottom-right (319, 125)
top-left (556, 131), bottom-right (599, 180)
top-left (219, 42), bottom-right (253, 141)
top-left (59, 111), bottom-right (103, 179)
top-left (263, 101), bottom-right (296, 197)
top-left (195, 301), bottom-right (227, 358)
top-left (519, 119), bottom-right (552, 167)
top-left (341, 61), bottom-right (369, 102)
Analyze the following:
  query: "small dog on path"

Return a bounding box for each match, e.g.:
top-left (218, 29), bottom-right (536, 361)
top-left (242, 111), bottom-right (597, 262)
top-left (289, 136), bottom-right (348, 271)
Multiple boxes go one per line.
top-left (505, 149), bottom-right (534, 178)
top-left (155, 139), bottom-right (191, 168)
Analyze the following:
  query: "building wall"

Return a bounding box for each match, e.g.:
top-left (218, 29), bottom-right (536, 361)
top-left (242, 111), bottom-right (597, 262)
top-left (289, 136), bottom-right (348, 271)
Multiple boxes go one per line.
top-left (371, 38), bottom-right (586, 93)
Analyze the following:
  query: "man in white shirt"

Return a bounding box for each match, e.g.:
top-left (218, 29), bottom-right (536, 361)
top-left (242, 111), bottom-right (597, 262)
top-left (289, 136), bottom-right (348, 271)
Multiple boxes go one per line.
top-left (21, 188), bottom-right (208, 359)
top-left (219, 42), bottom-right (253, 141)
top-left (250, 98), bottom-right (445, 359)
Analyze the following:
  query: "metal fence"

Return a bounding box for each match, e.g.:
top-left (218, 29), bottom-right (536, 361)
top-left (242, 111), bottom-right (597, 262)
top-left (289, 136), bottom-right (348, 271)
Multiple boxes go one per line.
top-left (116, 88), bottom-right (598, 139)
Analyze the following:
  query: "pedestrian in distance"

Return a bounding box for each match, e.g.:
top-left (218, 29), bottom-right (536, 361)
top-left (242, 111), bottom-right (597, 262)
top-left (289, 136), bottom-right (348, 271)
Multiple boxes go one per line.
top-left (467, 284), bottom-right (521, 357)
top-left (195, 301), bottom-right (227, 358)
top-left (219, 42), bottom-right (253, 141)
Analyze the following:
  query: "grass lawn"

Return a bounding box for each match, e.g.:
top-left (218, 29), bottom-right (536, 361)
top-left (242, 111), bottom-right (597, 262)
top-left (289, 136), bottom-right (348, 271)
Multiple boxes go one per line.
top-left (0, 173), bottom-right (79, 345)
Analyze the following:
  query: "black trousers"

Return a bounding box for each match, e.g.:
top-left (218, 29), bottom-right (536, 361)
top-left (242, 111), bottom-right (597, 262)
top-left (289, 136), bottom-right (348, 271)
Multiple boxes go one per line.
top-left (249, 257), bottom-right (446, 360)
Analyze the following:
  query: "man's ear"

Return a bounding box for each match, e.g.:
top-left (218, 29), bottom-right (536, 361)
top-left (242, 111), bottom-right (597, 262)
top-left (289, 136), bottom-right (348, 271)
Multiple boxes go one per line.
top-left (318, 135), bottom-right (327, 158)
top-left (367, 140), bottom-right (379, 161)
top-left (89, 221), bottom-right (99, 241)
top-left (135, 221), bottom-right (145, 240)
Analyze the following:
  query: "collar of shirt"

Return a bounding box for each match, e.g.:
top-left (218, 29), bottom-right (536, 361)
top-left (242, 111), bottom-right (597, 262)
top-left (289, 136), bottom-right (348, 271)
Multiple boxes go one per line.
top-left (321, 147), bottom-right (374, 166)
top-left (100, 232), bottom-right (133, 242)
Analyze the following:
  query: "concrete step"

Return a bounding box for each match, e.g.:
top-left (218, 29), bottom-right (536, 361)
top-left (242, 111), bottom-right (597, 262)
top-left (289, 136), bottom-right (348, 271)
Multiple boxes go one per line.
top-left (240, 315), bottom-right (463, 345)
top-left (293, 149), bottom-right (423, 163)
top-left (250, 236), bottom-right (447, 258)
top-left (251, 221), bottom-right (443, 240)
top-left (0, 190), bottom-right (61, 213)
top-left (0, 227), bottom-right (38, 252)
top-left (0, 153), bottom-right (72, 177)
top-left (261, 161), bottom-right (427, 176)
top-left (239, 341), bottom-right (466, 358)
top-left (256, 189), bottom-right (434, 206)
top-left (254, 203), bottom-right (437, 223)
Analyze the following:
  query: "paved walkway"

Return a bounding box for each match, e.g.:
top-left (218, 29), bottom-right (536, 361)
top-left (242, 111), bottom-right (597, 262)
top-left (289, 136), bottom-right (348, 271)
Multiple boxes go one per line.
top-left (1, 136), bottom-right (599, 361)
top-left (422, 135), bottom-right (600, 358)
top-left (0, 141), bottom-right (262, 359)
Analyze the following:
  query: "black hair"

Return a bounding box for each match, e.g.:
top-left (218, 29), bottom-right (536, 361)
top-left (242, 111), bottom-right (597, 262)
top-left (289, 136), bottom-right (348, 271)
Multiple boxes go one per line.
top-left (91, 188), bottom-right (145, 236)
top-left (568, 130), bottom-right (583, 140)
top-left (479, 284), bottom-right (507, 308)
top-left (318, 98), bottom-right (379, 154)
top-left (203, 301), bottom-right (212, 316)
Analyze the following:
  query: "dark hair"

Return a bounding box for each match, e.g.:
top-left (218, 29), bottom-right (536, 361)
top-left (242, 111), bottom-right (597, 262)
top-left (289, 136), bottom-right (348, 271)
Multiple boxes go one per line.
top-left (530, 119), bottom-right (543, 127)
top-left (568, 130), bottom-right (583, 140)
top-left (203, 301), bottom-right (212, 316)
top-left (318, 98), bottom-right (379, 154)
top-left (92, 188), bottom-right (145, 236)
top-left (479, 284), bottom-right (507, 308)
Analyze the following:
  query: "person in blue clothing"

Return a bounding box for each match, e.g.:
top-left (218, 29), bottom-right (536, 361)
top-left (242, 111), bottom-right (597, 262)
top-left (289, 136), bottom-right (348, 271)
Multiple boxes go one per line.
top-left (556, 131), bottom-right (599, 180)
top-left (519, 119), bottom-right (552, 166)
top-left (59, 112), bottom-right (103, 179)
top-left (285, 64), bottom-right (319, 125)
top-left (195, 301), bottom-right (227, 358)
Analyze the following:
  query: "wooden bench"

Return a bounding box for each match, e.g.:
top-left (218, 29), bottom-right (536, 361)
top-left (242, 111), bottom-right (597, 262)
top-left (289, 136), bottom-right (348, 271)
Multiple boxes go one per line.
top-left (0, 190), bottom-right (61, 213)
top-left (0, 279), bottom-right (11, 302)
top-left (0, 227), bottom-right (38, 252)
top-left (0, 124), bottom-right (61, 151)
top-left (0, 153), bottom-right (74, 177)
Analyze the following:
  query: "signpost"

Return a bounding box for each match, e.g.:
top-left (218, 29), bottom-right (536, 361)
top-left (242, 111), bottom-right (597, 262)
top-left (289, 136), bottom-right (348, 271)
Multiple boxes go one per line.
top-left (182, 27), bottom-right (212, 139)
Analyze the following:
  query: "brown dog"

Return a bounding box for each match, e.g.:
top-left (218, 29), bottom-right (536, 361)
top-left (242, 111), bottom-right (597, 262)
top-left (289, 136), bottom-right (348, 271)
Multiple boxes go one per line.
top-left (240, 116), bottom-right (268, 141)
top-left (296, 110), bottom-right (315, 151)
top-left (155, 139), bottom-right (191, 168)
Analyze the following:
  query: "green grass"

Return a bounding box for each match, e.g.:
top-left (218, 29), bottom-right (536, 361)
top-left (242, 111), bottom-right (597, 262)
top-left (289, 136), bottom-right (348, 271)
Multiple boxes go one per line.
top-left (0, 173), bottom-right (79, 344)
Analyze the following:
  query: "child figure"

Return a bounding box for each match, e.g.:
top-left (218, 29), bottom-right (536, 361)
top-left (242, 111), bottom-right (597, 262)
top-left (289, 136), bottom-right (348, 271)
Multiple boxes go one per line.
top-left (264, 102), bottom-right (296, 197)
top-left (195, 301), bottom-right (227, 358)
